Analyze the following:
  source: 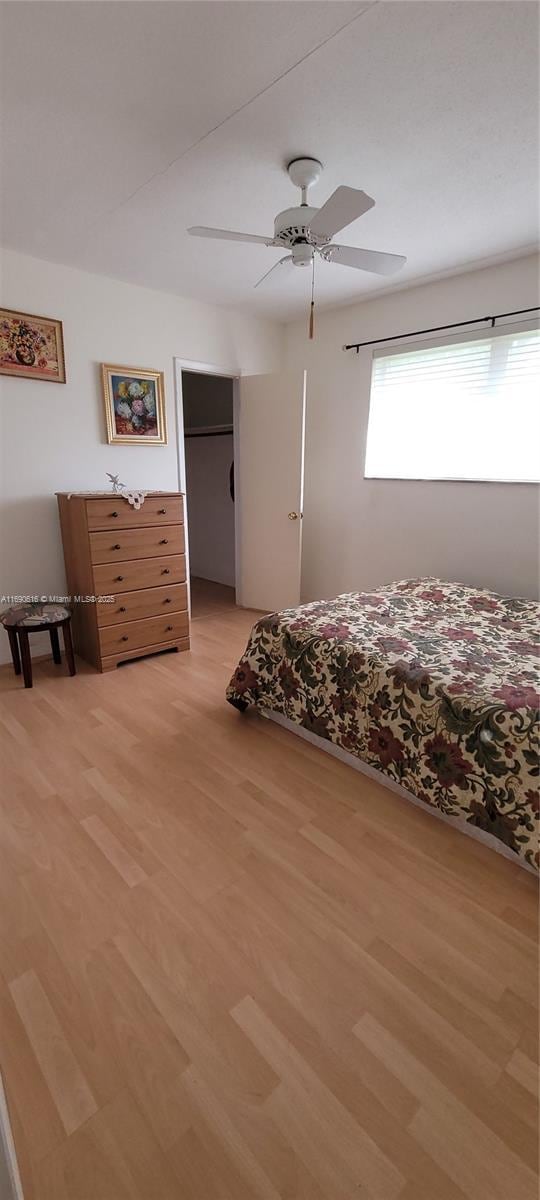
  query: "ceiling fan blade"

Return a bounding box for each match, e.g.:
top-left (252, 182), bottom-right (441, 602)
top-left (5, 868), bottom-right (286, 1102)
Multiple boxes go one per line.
top-left (188, 226), bottom-right (273, 246)
top-left (326, 244), bottom-right (406, 275)
top-left (254, 256), bottom-right (294, 289)
top-left (309, 187), bottom-right (375, 239)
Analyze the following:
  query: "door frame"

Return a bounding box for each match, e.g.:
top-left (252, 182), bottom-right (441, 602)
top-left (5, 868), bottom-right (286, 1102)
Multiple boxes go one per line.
top-left (174, 358), bottom-right (242, 613)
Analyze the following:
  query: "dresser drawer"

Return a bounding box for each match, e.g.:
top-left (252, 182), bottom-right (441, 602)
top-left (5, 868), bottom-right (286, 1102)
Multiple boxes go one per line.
top-left (99, 611), bottom-right (189, 657)
top-left (93, 554), bottom-right (186, 594)
top-left (86, 494), bottom-right (183, 531)
top-left (97, 583), bottom-right (187, 627)
top-left (89, 524), bottom-right (184, 564)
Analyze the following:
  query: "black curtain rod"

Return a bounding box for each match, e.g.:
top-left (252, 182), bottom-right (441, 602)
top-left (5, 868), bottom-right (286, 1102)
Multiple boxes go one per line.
top-left (342, 306), bottom-right (540, 353)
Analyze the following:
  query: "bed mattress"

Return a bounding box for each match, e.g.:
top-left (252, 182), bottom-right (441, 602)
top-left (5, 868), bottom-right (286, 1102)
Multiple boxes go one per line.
top-left (227, 578), bottom-right (539, 871)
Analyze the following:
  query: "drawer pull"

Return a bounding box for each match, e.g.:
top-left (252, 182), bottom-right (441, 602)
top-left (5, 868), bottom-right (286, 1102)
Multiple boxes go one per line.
top-left (164, 598), bottom-right (171, 604)
top-left (119, 606), bottom-right (126, 613)
top-left (121, 635), bottom-right (129, 642)
top-left (116, 575), bottom-right (124, 582)
top-left (166, 625), bottom-right (173, 631)
top-left (158, 508), bottom-right (166, 514)
top-left (112, 543), bottom-right (121, 550)
top-left (159, 539), bottom-right (168, 545)
top-left (162, 568), bottom-right (170, 575)
top-left (111, 511), bottom-right (118, 518)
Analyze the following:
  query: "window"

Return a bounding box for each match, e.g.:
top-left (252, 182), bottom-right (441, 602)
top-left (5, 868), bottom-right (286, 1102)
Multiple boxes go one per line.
top-left (364, 326), bottom-right (540, 482)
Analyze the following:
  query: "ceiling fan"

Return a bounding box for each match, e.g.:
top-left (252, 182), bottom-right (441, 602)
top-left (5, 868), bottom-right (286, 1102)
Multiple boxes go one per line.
top-left (188, 157), bottom-right (407, 289)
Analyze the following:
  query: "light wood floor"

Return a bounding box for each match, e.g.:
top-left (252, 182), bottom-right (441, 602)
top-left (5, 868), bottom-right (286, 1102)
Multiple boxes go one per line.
top-left (0, 587), bottom-right (537, 1200)
top-left (190, 576), bottom-right (236, 621)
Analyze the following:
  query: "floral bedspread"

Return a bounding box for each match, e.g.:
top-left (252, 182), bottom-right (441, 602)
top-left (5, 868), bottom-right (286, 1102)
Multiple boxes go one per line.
top-left (227, 579), bottom-right (539, 870)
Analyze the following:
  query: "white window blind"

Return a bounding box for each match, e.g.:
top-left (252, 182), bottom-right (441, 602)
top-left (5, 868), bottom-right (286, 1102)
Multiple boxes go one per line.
top-left (364, 326), bottom-right (540, 482)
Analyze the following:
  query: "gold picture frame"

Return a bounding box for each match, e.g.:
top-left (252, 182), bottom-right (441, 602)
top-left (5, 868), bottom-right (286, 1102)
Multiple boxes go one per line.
top-left (0, 307), bottom-right (66, 383)
top-left (101, 364), bottom-right (167, 445)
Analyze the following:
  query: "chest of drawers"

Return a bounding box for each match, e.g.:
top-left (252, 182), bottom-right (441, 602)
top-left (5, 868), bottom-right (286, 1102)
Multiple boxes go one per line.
top-left (56, 492), bottom-right (189, 671)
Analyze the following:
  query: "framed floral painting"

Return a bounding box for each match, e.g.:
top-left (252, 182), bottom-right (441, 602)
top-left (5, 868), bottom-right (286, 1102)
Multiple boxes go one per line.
top-left (101, 364), bottom-right (167, 445)
top-left (0, 308), bottom-right (66, 382)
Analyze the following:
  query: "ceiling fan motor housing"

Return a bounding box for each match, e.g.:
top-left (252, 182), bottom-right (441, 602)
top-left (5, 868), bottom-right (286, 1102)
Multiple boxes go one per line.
top-left (273, 206), bottom-right (328, 252)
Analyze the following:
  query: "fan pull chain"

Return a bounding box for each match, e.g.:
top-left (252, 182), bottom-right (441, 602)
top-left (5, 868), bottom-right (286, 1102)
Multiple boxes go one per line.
top-left (309, 253), bottom-right (315, 340)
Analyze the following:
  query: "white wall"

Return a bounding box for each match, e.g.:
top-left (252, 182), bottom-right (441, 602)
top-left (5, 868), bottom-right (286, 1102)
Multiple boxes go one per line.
top-left (185, 434), bottom-right (235, 588)
top-left (2, 246), bottom-right (538, 672)
top-left (285, 254), bottom-right (540, 602)
top-left (0, 248), bottom-right (282, 661)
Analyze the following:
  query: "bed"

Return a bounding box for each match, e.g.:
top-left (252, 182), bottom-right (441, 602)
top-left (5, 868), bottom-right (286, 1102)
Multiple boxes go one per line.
top-left (227, 578), bottom-right (539, 872)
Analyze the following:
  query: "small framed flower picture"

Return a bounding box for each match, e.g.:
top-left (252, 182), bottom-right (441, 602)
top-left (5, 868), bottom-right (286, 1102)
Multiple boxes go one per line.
top-left (101, 364), bottom-right (167, 445)
top-left (0, 307), bottom-right (66, 382)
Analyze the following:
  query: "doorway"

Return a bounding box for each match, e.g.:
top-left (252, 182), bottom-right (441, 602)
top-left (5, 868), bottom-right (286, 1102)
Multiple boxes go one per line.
top-left (181, 369), bottom-right (237, 620)
top-left (176, 361), bottom-right (306, 615)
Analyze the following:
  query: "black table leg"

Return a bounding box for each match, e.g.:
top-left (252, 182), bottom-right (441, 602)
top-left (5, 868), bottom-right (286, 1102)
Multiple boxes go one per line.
top-left (7, 628), bottom-right (21, 676)
top-left (50, 626), bottom-right (62, 665)
top-left (63, 619), bottom-right (76, 676)
top-left (18, 629), bottom-right (33, 688)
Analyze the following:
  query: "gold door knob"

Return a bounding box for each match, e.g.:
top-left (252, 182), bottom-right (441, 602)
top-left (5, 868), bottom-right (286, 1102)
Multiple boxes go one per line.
top-left (288, 511), bottom-right (299, 520)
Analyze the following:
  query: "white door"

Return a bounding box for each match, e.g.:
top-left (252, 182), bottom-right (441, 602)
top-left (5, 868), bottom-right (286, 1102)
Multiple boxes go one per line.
top-left (236, 370), bottom-right (306, 612)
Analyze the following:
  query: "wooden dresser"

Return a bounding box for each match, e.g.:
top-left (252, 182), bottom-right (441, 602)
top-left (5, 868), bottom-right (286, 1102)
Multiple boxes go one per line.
top-left (56, 492), bottom-right (189, 671)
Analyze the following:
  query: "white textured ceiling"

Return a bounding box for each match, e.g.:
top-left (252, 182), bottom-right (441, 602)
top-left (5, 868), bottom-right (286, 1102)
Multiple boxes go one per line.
top-left (1, 1), bottom-right (538, 318)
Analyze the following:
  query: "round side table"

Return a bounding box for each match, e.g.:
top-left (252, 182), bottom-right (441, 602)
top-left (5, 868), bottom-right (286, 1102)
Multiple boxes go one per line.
top-left (0, 604), bottom-right (76, 689)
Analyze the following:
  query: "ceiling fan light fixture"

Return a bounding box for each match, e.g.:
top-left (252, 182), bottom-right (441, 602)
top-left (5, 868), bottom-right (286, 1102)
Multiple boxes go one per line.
top-left (291, 244), bottom-right (313, 268)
